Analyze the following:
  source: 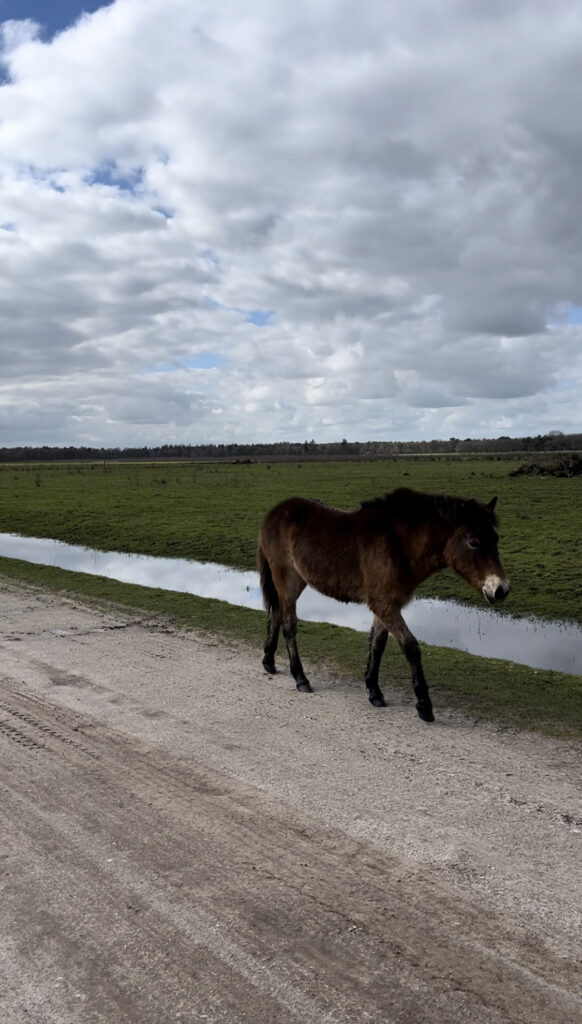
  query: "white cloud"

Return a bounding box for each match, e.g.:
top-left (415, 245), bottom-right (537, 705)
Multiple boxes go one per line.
top-left (1, 0), bottom-right (582, 446)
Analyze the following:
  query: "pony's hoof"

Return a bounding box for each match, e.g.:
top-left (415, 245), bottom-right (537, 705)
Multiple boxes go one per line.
top-left (262, 657), bottom-right (277, 675)
top-left (296, 680), bottom-right (313, 693)
top-left (416, 702), bottom-right (435, 723)
top-left (368, 689), bottom-right (387, 708)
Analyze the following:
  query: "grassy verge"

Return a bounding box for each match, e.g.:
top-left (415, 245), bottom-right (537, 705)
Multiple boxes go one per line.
top-left (1, 555), bottom-right (580, 742)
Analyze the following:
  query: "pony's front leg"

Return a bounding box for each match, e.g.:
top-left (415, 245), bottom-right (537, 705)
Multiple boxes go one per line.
top-left (403, 635), bottom-right (434, 722)
top-left (371, 604), bottom-right (434, 722)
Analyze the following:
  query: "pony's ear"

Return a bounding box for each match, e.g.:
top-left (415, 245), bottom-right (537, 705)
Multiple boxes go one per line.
top-left (487, 496), bottom-right (498, 512)
top-left (449, 497), bottom-right (476, 525)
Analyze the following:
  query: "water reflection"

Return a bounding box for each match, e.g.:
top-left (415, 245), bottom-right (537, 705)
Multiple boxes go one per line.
top-left (0, 532), bottom-right (580, 675)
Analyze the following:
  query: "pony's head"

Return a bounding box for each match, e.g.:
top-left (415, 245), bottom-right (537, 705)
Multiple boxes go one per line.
top-left (444, 496), bottom-right (510, 604)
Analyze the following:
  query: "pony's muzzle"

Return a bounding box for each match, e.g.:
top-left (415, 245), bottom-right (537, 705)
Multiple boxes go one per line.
top-left (482, 576), bottom-right (510, 604)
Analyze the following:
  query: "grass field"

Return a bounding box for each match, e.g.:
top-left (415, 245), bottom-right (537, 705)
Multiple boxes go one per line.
top-left (0, 458), bottom-right (580, 622)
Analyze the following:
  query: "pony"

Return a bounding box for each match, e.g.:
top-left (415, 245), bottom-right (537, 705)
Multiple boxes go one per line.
top-left (257, 488), bottom-right (509, 721)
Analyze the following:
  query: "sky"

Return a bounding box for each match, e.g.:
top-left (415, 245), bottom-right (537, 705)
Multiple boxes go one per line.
top-left (0, 1), bottom-right (581, 448)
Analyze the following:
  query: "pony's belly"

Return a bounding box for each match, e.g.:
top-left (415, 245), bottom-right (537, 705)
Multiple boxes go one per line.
top-left (309, 575), bottom-right (364, 605)
top-left (293, 541), bottom-right (365, 604)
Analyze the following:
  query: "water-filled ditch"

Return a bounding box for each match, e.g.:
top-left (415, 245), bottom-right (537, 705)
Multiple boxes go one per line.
top-left (0, 532), bottom-right (579, 674)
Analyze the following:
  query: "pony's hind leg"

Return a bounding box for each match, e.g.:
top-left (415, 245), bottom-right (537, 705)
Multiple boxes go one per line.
top-left (258, 544), bottom-right (282, 674)
top-left (262, 613), bottom-right (280, 674)
top-left (281, 598), bottom-right (312, 692)
top-left (274, 568), bottom-right (310, 692)
top-left (364, 616), bottom-right (388, 707)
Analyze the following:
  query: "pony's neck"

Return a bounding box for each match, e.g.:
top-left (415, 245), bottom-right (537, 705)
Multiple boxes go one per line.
top-left (405, 529), bottom-right (449, 583)
top-left (364, 489), bottom-right (463, 588)
top-left (393, 500), bottom-right (456, 585)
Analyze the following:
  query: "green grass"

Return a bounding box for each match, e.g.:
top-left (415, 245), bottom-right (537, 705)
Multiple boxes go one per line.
top-left (0, 556), bottom-right (580, 741)
top-left (0, 458), bottom-right (580, 622)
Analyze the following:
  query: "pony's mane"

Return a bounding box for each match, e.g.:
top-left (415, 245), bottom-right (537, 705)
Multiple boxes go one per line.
top-left (361, 487), bottom-right (498, 527)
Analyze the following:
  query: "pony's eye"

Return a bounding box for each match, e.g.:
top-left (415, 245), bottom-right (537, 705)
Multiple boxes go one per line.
top-left (467, 538), bottom-right (480, 550)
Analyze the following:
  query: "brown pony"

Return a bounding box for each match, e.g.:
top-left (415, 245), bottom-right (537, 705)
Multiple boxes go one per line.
top-left (257, 488), bottom-right (509, 721)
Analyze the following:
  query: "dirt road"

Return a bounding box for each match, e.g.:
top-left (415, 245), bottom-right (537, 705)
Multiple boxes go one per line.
top-left (1, 579), bottom-right (580, 1023)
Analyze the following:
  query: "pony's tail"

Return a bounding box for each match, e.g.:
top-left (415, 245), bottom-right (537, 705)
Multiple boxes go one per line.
top-left (257, 544), bottom-right (279, 615)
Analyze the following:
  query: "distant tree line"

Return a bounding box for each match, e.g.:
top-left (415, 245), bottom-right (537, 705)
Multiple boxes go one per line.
top-left (0, 432), bottom-right (580, 463)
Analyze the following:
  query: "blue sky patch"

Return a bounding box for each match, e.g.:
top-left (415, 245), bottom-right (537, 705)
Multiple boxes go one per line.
top-left (567, 306), bottom-right (582, 324)
top-left (0, 1), bottom-right (107, 40)
top-left (182, 353), bottom-right (226, 369)
top-left (145, 353), bottom-right (226, 374)
top-left (88, 162), bottom-right (144, 195)
top-left (246, 309), bottom-right (275, 326)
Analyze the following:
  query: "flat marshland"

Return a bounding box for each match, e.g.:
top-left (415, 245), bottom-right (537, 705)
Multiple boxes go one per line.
top-left (0, 458), bottom-right (580, 736)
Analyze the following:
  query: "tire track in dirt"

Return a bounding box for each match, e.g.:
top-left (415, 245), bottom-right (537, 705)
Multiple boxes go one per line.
top-left (1, 683), bottom-right (580, 1024)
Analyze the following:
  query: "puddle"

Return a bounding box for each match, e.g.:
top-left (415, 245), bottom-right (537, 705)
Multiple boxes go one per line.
top-left (0, 532), bottom-right (580, 674)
